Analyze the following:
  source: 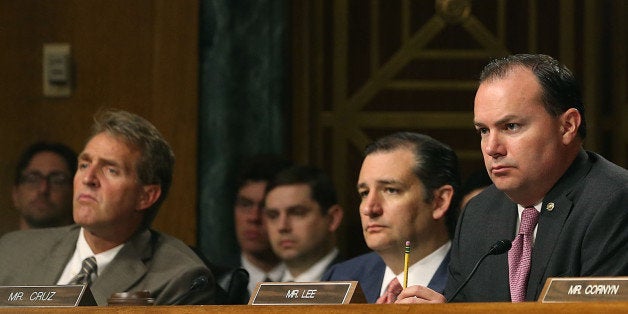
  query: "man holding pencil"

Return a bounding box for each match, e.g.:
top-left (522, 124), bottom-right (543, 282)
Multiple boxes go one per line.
top-left (322, 132), bottom-right (461, 303)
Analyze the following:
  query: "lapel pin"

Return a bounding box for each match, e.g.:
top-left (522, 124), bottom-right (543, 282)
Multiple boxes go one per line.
top-left (546, 202), bottom-right (555, 211)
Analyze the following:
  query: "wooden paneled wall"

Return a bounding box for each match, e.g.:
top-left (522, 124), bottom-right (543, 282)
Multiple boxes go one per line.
top-left (0, 0), bottom-right (199, 244)
top-left (291, 0), bottom-right (628, 257)
top-left (3, 0), bottom-right (624, 255)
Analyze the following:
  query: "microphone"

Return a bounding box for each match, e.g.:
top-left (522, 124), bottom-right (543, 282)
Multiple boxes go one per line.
top-left (172, 275), bottom-right (209, 305)
top-left (446, 239), bottom-right (511, 302)
top-left (487, 239), bottom-right (512, 255)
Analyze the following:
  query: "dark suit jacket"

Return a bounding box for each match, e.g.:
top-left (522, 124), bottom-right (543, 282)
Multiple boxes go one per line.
top-left (445, 150), bottom-right (628, 302)
top-left (284, 249), bottom-right (345, 281)
top-left (0, 225), bottom-right (215, 305)
top-left (326, 251), bottom-right (346, 274)
top-left (322, 251), bottom-right (450, 303)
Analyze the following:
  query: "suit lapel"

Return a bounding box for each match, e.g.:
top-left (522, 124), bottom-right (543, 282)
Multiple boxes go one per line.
top-left (427, 250), bottom-right (450, 293)
top-left (363, 254), bottom-right (386, 303)
top-left (526, 150), bottom-right (591, 300)
top-left (526, 195), bottom-right (571, 299)
top-left (34, 226), bottom-right (80, 284)
top-left (321, 252), bottom-right (346, 278)
top-left (91, 229), bottom-right (153, 304)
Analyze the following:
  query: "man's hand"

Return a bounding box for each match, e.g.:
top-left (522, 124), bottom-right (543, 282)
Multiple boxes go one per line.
top-left (394, 285), bottom-right (446, 304)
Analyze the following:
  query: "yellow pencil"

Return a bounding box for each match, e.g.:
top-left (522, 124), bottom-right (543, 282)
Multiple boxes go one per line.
top-left (403, 241), bottom-right (410, 288)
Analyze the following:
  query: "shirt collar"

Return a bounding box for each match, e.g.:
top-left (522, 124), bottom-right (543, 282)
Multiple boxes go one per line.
top-left (516, 202), bottom-right (542, 241)
top-left (282, 248), bottom-right (339, 282)
top-left (241, 255), bottom-right (286, 293)
top-left (57, 228), bottom-right (125, 284)
top-left (380, 241), bottom-right (451, 296)
top-left (76, 228), bottom-right (125, 276)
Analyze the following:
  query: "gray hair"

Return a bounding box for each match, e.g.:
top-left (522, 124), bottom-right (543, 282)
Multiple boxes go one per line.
top-left (91, 109), bottom-right (174, 228)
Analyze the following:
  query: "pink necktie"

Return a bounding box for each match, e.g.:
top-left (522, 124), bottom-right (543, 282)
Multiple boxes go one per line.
top-left (508, 207), bottom-right (540, 302)
top-left (376, 277), bottom-right (403, 304)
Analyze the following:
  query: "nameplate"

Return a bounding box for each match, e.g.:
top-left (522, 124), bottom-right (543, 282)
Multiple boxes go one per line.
top-left (249, 281), bottom-right (366, 305)
top-left (0, 285), bottom-right (96, 307)
top-left (539, 277), bottom-right (628, 303)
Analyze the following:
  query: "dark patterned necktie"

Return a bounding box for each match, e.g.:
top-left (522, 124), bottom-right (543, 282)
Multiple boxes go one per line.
top-left (508, 207), bottom-right (540, 302)
top-left (70, 256), bottom-right (98, 285)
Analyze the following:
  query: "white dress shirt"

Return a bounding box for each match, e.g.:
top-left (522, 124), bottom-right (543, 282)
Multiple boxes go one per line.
top-left (281, 248), bottom-right (339, 282)
top-left (56, 228), bottom-right (124, 285)
top-left (379, 241), bottom-right (451, 296)
top-left (241, 255), bottom-right (285, 294)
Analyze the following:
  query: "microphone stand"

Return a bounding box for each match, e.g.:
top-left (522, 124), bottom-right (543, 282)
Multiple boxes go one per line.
top-left (447, 240), bottom-right (511, 302)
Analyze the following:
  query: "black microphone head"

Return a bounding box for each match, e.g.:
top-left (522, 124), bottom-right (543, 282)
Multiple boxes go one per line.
top-left (488, 239), bottom-right (512, 255)
top-left (190, 275), bottom-right (209, 291)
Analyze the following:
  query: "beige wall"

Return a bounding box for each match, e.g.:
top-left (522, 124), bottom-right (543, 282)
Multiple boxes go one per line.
top-left (0, 0), bottom-right (199, 244)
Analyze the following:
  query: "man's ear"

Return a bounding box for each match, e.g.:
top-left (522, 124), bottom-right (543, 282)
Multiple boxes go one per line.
top-left (136, 184), bottom-right (161, 211)
top-left (560, 108), bottom-right (581, 145)
top-left (326, 205), bottom-right (344, 232)
top-left (432, 185), bottom-right (454, 220)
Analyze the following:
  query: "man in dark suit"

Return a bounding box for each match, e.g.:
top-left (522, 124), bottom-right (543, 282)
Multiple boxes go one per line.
top-left (263, 165), bottom-right (344, 282)
top-left (0, 109), bottom-right (215, 305)
top-left (397, 54), bottom-right (628, 303)
top-left (231, 155), bottom-right (292, 294)
top-left (323, 132), bottom-right (461, 303)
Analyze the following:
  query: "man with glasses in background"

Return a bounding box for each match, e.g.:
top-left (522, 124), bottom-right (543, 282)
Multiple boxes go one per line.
top-left (12, 141), bottom-right (77, 229)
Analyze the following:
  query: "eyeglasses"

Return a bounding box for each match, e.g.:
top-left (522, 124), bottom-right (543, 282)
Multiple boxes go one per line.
top-left (18, 172), bottom-right (72, 188)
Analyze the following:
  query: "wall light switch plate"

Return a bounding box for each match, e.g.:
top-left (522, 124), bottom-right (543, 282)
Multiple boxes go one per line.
top-left (43, 43), bottom-right (72, 97)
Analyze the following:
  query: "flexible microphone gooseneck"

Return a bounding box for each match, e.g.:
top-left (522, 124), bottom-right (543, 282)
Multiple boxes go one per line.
top-left (172, 275), bottom-right (209, 305)
top-left (446, 239), bottom-right (512, 302)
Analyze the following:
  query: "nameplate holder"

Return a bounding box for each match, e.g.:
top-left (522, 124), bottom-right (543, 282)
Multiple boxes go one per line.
top-left (539, 277), bottom-right (628, 303)
top-left (249, 281), bottom-right (366, 305)
top-left (0, 285), bottom-right (96, 307)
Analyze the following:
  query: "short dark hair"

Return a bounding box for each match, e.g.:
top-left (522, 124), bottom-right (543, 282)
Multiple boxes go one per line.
top-left (90, 109), bottom-right (174, 228)
top-left (234, 154), bottom-right (293, 191)
top-left (479, 53), bottom-right (586, 139)
top-left (265, 165), bottom-right (338, 214)
top-left (364, 132), bottom-right (461, 237)
top-left (15, 141), bottom-right (77, 185)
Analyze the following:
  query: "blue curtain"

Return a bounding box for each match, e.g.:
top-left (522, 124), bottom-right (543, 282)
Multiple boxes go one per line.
top-left (197, 0), bottom-right (287, 266)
